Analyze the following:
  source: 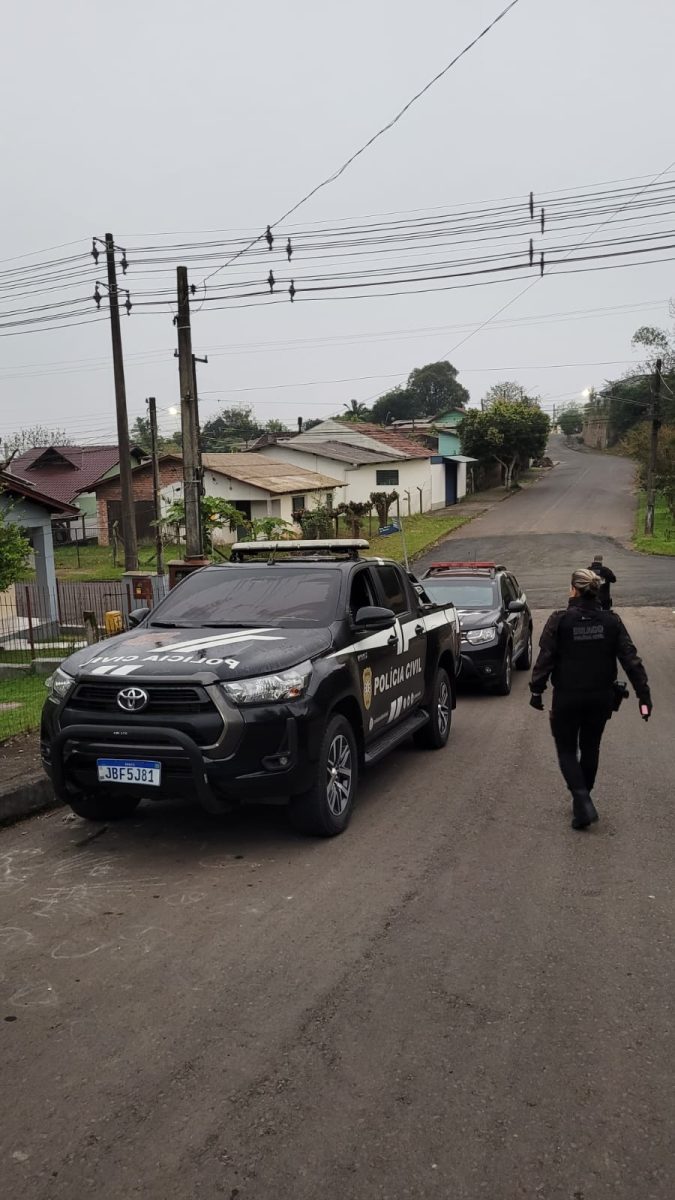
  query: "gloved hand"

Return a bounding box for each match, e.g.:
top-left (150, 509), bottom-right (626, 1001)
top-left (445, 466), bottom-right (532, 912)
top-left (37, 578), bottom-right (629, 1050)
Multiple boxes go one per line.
top-left (529, 693), bottom-right (544, 711)
top-left (639, 699), bottom-right (652, 722)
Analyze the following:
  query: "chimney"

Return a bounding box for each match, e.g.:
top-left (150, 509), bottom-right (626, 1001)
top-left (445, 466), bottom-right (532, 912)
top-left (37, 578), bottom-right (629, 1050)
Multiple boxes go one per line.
top-left (297, 417), bottom-right (303, 433)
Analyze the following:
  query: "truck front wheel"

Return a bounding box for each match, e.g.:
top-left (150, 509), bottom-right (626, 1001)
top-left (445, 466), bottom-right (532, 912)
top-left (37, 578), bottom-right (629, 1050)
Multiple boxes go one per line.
top-left (414, 667), bottom-right (452, 749)
top-left (67, 792), bottom-right (142, 822)
top-left (289, 714), bottom-right (358, 837)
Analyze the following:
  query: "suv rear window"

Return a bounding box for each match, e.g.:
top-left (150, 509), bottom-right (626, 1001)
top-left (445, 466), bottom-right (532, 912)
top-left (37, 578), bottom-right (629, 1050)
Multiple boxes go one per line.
top-left (151, 567), bottom-right (340, 628)
top-left (424, 578), bottom-right (498, 609)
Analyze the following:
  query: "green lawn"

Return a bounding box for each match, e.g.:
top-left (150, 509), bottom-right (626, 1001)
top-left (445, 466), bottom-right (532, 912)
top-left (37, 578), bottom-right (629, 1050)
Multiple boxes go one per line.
top-left (0, 674), bottom-right (47, 742)
top-left (634, 493), bottom-right (675, 556)
top-left (363, 511), bottom-right (472, 563)
top-left (50, 542), bottom-right (185, 581)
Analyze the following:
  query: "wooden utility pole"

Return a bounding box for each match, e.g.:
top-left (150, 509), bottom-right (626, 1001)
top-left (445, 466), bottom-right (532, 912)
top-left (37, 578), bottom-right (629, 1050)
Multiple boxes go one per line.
top-left (176, 266), bottom-right (204, 559)
top-left (104, 233), bottom-right (138, 570)
top-left (147, 396), bottom-right (164, 576)
top-left (644, 357), bottom-right (662, 537)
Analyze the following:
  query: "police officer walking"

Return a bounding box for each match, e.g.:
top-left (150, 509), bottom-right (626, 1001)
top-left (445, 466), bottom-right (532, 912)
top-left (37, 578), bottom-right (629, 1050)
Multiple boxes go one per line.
top-left (588, 553), bottom-right (616, 610)
top-left (529, 568), bottom-right (652, 830)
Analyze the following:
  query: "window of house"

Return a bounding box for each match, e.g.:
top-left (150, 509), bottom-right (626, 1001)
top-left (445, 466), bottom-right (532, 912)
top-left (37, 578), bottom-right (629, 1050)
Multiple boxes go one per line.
top-left (291, 495), bottom-right (306, 513)
top-left (376, 469), bottom-right (399, 486)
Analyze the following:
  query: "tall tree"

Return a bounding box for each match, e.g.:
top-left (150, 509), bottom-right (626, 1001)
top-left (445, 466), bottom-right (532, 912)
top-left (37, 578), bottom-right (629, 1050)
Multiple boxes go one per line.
top-left (129, 416), bottom-right (178, 455)
top-left (370, 361), bottom-right (469, 425)
top-left (265, 418), bottom-right (289, 434)
top-left (482, 381), bottom-right (541, 409)
top-left (459, 401), bottom-right (550, 489)
top-left (558, 405), bottom-right (584, 436)
top-left (407, 361), bottom-right (469, 414)
top-left (200, 405), bottom-right (263, 451)
top-left (342, 399), bottom-right (370, 422)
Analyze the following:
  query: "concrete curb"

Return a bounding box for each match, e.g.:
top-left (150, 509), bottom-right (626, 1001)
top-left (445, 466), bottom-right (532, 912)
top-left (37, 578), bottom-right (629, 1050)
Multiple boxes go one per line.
top-left (0, 768), bottom-right (61, 827)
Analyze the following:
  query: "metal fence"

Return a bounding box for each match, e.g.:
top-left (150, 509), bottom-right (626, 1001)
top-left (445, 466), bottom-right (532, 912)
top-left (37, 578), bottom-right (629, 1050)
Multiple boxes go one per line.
top-left (0, 579), bottom-right (166, 743)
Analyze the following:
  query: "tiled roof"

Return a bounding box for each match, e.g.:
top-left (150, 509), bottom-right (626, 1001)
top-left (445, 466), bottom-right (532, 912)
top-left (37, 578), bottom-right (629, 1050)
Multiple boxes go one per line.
top-left (274, 440), bottom-right (400, 465)
top-left (345, 423), bottom-right (431, 458)
top-left (202, 453), bottom-right (343, 494)
top-left (7, 445), bottom-right (134, 505)
top-left (0, 470), bottom-right (80, 517)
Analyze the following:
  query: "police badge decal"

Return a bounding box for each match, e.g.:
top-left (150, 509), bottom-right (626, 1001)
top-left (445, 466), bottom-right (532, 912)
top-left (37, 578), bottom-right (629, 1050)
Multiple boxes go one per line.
top-left (362, 666), bottom-right (373, 710)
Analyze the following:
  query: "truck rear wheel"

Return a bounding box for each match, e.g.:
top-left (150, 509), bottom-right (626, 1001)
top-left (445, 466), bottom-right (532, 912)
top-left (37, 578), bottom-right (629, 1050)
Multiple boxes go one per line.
top-left (67, 793), bottom-right (142, 822)
top-left (414, 667), bottom-right (452, 749)
top-left (289, 714), bottom-right (358, 837)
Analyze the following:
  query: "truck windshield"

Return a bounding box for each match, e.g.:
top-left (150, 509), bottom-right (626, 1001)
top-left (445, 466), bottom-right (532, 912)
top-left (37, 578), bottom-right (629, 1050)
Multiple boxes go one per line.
top-left (149, 567), bottom-right (340, 628)
top-left (424, 578), bottom-right (498, 609)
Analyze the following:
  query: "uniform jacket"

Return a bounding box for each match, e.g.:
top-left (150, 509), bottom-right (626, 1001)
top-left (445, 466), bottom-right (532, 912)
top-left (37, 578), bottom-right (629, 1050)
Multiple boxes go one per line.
top-left (589, 562), bottom-right (616, 610)
top-left (530, 595), bottom-right (650, 702)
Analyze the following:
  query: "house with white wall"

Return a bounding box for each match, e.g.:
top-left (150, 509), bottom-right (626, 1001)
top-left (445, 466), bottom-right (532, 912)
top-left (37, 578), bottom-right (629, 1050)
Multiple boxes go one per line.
top-left (251, 419), bottom-right (461, 510)
top-left (160, 453), bottom-right (343, 544)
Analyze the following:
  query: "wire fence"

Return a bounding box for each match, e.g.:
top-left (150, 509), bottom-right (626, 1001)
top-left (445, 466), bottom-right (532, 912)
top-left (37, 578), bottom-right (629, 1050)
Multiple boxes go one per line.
top-left (0, 579), bottom-right (167, 743)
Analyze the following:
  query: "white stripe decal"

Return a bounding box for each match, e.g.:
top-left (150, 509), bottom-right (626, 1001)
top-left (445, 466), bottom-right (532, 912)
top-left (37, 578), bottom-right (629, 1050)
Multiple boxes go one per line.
top-left (159, 628), bottom-right (277, 652)
top-left (90, 665), bottom-right (115, 676)
top-left (110, 665), bottom-right (142, 677)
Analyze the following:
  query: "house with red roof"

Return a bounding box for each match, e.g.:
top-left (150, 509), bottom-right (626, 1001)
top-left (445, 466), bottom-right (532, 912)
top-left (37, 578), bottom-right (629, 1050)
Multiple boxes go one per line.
top-left (6, 444), bottom-right (144, 541)
top-left (250, 418), bottom-right (458, 509)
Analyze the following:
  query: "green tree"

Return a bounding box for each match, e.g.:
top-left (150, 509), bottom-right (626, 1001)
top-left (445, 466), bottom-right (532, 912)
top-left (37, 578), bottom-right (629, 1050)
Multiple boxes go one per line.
top-left (160, 496), bottom-right (249, 552)
top-left (200, 405), bottom-right (263, 451)
top-left (2, 425), bottom-right (67, 462)
top-left (623, 423), bottom-right (675, 519)
top-left (342, 399), bottom-right (370, 422)
top-left (482, 381), bottom-right (540, 409)
top-left (0, 499), bottom-right (31, 589)
top-left (407, 362), bottom-right (469, 414)
top-left (459, 401), bottom-right (551, 490)
top-left (130, 416), bottom-right (178, 455)
top-left (370, 361), bottom-right (468, 425)
top-left (265, 418), bottom-right (289, 434)
top-left (558, 405), bottom-right (584, 436)
top-left (369, 490), bottom-right (399, 526)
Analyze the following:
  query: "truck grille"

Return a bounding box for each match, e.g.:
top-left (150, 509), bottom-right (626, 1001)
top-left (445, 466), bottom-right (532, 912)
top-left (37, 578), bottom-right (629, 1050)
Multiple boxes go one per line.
top-left (70, 682), bottom-right (213, 715)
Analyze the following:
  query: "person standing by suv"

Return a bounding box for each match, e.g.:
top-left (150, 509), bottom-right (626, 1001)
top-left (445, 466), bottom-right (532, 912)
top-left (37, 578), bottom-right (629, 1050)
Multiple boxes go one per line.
top-left (529, 568), bottom-right (652, 830)
top-left (588, 553), bottom-right (616, 610)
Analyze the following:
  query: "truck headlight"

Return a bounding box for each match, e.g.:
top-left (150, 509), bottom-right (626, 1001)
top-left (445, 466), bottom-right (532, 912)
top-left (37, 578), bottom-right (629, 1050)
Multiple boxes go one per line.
top-left (46, 667), bottom-right (75, 703)
top-left (465, 627), bottom-right (497, 645)
top-left (221, 661), bottom-right (312, 706)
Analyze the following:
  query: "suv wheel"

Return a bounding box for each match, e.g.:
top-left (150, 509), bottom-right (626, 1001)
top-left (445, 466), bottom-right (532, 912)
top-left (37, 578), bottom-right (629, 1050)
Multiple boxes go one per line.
top-left (67, 792), bottom-right (142, 822)
top-left (516, 627), bottom-right (533, 671)
top-left (495, 646), bottom-right (513, 696)
top-left (414, 667), bottom-right (452, 749)
top-left (290, 714), bottom-right (358, 837)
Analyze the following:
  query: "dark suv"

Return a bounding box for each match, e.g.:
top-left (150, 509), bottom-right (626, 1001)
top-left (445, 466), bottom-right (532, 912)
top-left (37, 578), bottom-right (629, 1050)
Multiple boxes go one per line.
top-left (420, 562), bottom-right (532, 695)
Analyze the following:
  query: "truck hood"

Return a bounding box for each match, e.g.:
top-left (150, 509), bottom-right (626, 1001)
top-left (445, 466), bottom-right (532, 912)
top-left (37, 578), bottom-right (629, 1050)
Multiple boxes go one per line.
top-left (457, 607), bottom-right (500, 632)
top-left (62, 625), bottom-right (333, 682)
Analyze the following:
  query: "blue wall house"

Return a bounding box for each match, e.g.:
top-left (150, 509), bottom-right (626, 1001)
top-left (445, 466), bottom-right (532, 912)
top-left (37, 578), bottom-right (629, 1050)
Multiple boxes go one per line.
top-left (0, 470), bottom-right (79, 622)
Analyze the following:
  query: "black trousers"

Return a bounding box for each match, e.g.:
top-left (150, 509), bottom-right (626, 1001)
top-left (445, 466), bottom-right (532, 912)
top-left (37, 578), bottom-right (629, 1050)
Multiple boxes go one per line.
top-left (550, 690), bottom-right (612, 796)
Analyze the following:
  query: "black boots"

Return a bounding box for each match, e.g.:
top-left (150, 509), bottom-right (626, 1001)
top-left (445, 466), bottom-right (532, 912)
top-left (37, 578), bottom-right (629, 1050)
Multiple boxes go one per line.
top-left (571, 790), bottom-right (599, 830)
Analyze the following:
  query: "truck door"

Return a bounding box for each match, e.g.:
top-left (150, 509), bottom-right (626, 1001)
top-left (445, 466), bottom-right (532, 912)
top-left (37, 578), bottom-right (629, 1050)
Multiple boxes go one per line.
top-left (347, 565), bottom-right (398, 743)
top-left (371, 564), bottom-right (427, 729)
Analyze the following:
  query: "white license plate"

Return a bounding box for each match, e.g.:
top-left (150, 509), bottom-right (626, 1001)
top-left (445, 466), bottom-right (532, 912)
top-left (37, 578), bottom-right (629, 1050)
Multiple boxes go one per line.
top-left (96, 759), bottom-right (161, 786)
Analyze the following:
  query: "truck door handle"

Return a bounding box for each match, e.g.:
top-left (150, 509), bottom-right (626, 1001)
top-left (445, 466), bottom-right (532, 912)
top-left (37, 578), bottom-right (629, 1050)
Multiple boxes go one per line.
top-left (415, 624), bottom-right (424, 635)
top-left (387, 633), bottom-right (398, 646)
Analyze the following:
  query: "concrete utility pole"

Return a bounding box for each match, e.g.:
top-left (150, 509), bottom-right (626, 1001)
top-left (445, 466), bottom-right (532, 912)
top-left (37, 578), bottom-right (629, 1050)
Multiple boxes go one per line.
top-left (105, 233), bottom-right (138, 570)
top-left (175, 266), bottom-right (204, 559)
top-left (644, 357), bottom-right (662, 537)
top-left (147, 397), bottom-right (164, 576)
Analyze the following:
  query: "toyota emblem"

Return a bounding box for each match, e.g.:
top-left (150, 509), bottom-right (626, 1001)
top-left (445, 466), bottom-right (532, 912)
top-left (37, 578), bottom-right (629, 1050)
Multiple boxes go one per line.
top-left (116, 686), bottom-right (149, 713)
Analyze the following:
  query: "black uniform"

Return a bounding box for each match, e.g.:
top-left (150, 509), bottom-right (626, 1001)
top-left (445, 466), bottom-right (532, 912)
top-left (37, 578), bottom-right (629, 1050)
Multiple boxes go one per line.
top-left (530, 594), bottom-right (650, 799)
top-left (589, 561), bottom-right (616, 610)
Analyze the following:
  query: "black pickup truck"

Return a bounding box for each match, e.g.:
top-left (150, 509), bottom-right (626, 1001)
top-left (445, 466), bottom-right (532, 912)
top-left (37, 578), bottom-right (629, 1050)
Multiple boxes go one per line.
top-left (41, 540), bottom-right (461, 836)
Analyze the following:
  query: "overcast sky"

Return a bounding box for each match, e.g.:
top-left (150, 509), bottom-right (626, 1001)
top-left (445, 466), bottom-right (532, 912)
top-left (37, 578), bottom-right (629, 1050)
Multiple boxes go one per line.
top-left (1, 0), bottom-right (674, 446)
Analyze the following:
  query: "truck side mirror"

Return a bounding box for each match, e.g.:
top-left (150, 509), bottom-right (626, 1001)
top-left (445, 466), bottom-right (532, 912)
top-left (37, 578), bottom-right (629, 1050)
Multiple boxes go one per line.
top-left (128, 606), bottom-right (151, 628)
top-left (354, 606), bottom-right (396, 632)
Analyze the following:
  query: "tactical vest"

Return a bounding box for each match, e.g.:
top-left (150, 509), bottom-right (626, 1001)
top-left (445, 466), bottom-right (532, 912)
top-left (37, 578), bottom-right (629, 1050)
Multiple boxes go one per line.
top-left (552, 604), bottom-right (619, 692)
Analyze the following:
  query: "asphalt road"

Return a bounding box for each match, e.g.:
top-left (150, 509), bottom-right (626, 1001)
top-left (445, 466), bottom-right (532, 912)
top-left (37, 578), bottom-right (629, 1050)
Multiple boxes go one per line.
top-left (417, 437), bottom-right (675, 608)
top-left (1, 446), bottom-right (673, 1200)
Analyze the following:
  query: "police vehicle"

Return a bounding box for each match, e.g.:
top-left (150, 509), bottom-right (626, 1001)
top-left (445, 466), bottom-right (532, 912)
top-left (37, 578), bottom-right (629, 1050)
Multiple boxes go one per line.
top-left (41, 540), bottom-right (461, 837)
top-left (420, 562), bottom-right (532, 695)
